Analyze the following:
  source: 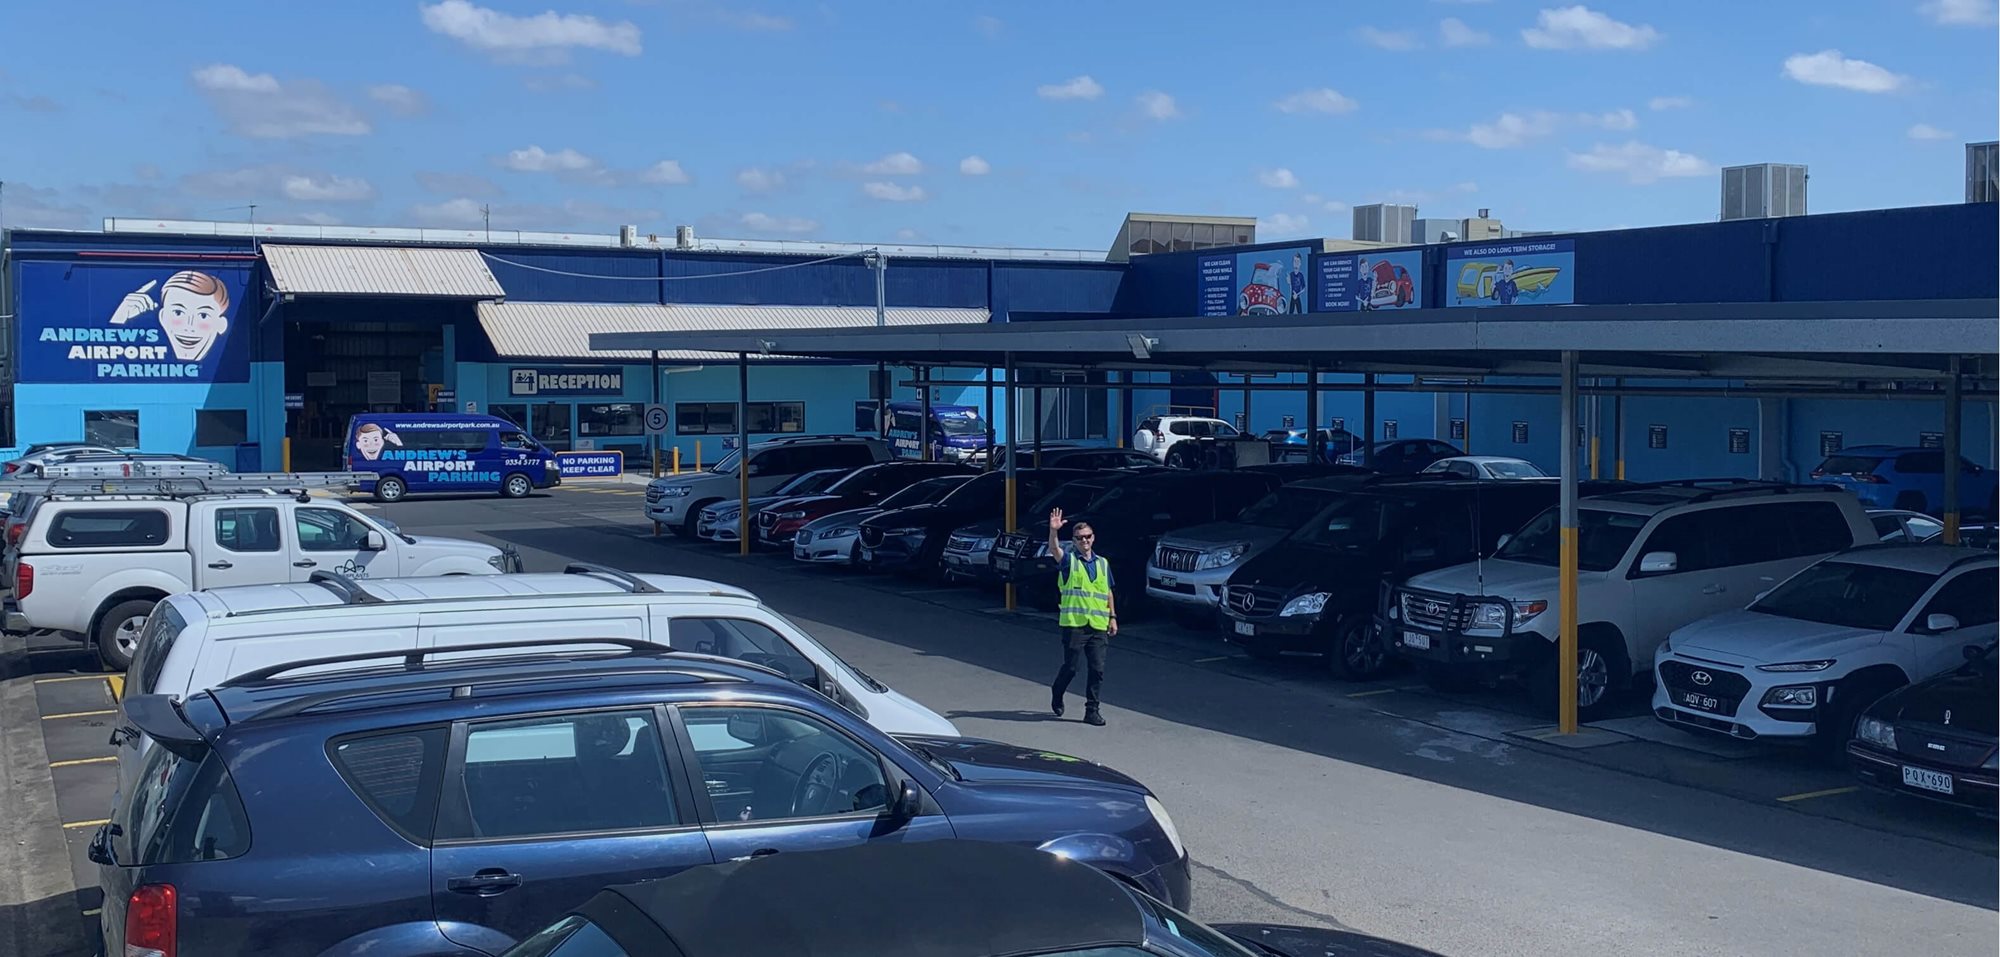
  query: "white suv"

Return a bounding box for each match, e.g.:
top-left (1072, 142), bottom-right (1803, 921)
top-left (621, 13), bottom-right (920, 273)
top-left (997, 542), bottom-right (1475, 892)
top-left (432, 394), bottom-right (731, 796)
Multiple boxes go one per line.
top-left (1133, 416), bottom-right (1239, 462)
top-left (645, 436), bottom-right (889, 536)
top-left (1387, 482), bottom-right (1877, 719)
top-left (1654, 545), bottom-right (1997, 747)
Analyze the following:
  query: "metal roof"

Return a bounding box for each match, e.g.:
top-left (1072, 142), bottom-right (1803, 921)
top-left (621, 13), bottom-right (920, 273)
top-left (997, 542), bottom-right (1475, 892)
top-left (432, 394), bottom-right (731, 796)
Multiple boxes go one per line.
top-left (480, 301), bottom-right (989, 361)
top-left (587, 298), bottom-right (1998, 381)
top-left (262, 244), bottom-right (506, 298)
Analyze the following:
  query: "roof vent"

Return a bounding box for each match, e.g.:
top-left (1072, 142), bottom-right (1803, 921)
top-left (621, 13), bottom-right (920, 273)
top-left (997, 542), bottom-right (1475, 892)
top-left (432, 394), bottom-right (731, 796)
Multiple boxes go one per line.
top-left (619, 225), bottom-right (638, 247)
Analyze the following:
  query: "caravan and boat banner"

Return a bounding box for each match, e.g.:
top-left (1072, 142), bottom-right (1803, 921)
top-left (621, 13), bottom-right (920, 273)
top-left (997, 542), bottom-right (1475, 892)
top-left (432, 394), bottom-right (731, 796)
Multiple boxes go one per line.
top-left (16, 260), bottom-right (254, 383)
top-left (1197, 246), bottom-right (1314, 317)
top-left (1444, 238), bottom-right (1576, 308)
top-left (1316, 249), bottom-right (1424, 312)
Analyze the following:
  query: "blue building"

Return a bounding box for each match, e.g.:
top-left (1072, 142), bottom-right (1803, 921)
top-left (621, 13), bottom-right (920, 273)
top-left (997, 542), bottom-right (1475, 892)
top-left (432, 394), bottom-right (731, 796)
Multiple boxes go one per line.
top-left (1, 202), bottom-right (1992, 480)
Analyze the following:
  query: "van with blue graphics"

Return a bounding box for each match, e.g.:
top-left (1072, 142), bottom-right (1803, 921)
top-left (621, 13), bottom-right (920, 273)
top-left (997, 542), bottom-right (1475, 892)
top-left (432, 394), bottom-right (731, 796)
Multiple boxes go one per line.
top-left (344, 413), bottom-right (560, 503)
top-left (883, 401), bottom-right (990, 462)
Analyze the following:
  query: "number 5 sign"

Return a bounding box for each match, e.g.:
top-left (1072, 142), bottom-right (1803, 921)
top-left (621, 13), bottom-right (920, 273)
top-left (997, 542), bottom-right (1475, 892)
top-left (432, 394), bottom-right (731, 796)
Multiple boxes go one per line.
top-left (644, 404), bottom-right (671, 435)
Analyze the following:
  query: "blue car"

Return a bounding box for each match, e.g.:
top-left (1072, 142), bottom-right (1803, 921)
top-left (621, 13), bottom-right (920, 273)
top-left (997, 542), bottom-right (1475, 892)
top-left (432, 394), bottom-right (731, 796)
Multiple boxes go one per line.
top-left (1814, 445), bottom-right (1998, 516)
top-left (1259, 427), bottom-right (1361, 462)
top-left (94, 641), bottom-right (1190, 957)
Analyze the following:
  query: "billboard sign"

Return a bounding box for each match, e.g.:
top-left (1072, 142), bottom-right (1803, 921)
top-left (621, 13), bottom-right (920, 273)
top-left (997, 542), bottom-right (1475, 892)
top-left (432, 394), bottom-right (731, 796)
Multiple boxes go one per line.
top-left (16, 260), bottom-right (254, 383)
top-left (1317, 249), bottom-right (1424, 312)
top-left (1445, 238), bottom-right (1575, 308)
top-left (1198, 246), bottom-right (1313, 317)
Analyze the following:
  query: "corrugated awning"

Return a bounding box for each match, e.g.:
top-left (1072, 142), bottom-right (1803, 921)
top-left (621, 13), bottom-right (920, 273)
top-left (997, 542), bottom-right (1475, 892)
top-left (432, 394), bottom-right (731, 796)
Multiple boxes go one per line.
top-left (478, 301), bottom-right (990, 361)
top-left (264, 244), bottom-right (506, 299)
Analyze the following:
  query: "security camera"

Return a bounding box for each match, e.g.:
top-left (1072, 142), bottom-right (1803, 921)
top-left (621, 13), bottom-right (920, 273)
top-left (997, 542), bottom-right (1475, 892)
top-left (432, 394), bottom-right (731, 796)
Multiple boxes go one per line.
top-left (1126, 333), bottom-right (1159, 360)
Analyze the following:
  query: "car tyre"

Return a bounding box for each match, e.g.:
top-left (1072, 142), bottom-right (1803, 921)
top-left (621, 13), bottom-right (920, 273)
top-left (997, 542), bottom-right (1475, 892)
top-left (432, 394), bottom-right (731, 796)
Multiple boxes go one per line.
top-left (95, 598), bottom-right (155, 672)
top-left (501, 472), bottom-right (533, 499)
top-left (374, 475), bottom-right (407, 503)
top-left (1530, 632), bottom-right (1629, 722)
top-left (1329, 614), bottom-right (1390, 681)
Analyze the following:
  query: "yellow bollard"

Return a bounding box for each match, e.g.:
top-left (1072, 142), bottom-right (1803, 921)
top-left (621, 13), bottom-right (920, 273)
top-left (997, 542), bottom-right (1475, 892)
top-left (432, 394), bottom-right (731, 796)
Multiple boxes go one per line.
top-left (281, 437), bottom-right (291, 472)
top-left (695, 442), bottom-right (702, 472)
top-left (672, 447), bottom-right (681, 475)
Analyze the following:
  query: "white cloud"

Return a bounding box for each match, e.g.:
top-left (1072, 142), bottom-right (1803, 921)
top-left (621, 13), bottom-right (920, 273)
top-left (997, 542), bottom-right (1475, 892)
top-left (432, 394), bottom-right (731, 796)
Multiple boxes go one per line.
top-left (411, 196), bottom-right (660, 230)
top-left (1565, 141), bottom-right (1713, 183)
top-left (1322, 200), bottom-right (1350, 213)
top-left (1783, 49), bottom-right (1910, 93)
top-left (1647, 95), bottom-right (1693, 110)
top-left (410, 197), bottom-right (488, 227)
top-left (861, 182), bottom-right (927, 202)
top-left (1439, 17), bottom-right (1491, 46)
top-left (959, 155), bottom-right (991, 176)
top-left (1260, 212), bottom-right (1312, 237)
top-left (736, 167), bottom-right (786, 193)
top-left (1259, 168), bottom-right (1301, 189)
top-left (896, 228), bottom-right (921, 241)
top-left (1588, 108), bottom-right (1639, 130)
top-left (1273, 88), bottom-right (1358, 114)
top-left (740, 211), bottom-right (819, 235)
top-left (1037, 75), bottom-right (1104, 100)
top-left (500, 145), bottom-right (601, 175)
top-left (281, 173), bottom-right (376, 202)
top-left (1454, 181), bottom-right (1479, 192)
top-left (1522, 6), bottom-right (1660, 50)
top-left (1920, 0), bottom-right (1998, 26)
top-left (1136, 90), bottom-right (1180, 120)
top-left (861, 152), bottom-right (924, 175)
top-left (419, 0), bottom-right (642, 61)
top-left (640, 160), bottom-right (691, 184)
top-left (1301, 193), bottom-right (1322, 204)
top-left (1465, 110), bottom-right (1562, 148)
top-left (190, 64), bottom-right (371, 138)
top-left (0, 182), bottom-right (93, 229)
top-left (1908, 122), bottom-right (1957, 140)
top-left (974, 14), bottom-right (1003, 37)
top-left (727, 11), bottom-right (793, 30)
top-left (416, 171), bottom-right (504, 196)
top-left (523, 73), bottom-right (597, 92)
top-left (367, 83), bottom-right (428, 116)
top-left (1357, 26), bottom-right (1421, 50)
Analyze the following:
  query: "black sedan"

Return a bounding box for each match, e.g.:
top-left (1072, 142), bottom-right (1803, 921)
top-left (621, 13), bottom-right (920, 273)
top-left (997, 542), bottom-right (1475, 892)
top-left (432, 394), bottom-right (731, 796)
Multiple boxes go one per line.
top-left (500, 840), bottom-right (1444, 957)
top-left (1848, 642), bottom-right (1997, 813)
top-left (856, 468), bottom-right (1095, 575)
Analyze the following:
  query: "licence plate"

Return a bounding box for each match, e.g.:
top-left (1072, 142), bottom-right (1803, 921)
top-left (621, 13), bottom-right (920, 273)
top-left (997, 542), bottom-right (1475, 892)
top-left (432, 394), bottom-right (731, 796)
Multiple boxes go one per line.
top-left (860, 548), bottom-right (874, 562)
top-left (1233, 621), bottom-right (1255, 637)
top-left (1902, 765), bottom-right (1955, 795)
top-left (1401, 631), bottom-right (1431, 651)
top-left (1158, 575), bottom-right (1178, 587)
top-left (1675, 690), bottom-right (1721, 713)
top-left (994, 557), bottom-right (1013, 574)
top-left (943, 555), bottom-right (966, 566)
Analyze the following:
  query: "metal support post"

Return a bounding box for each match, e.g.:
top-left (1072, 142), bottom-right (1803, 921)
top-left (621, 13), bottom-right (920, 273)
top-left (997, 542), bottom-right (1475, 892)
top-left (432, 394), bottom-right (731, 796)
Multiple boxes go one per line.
top-left (1117, 370), bottom-right (1131, 448)
top-left (1588, 382), bottom-right (1601, 480)
top-left (919, 365), bottom-right (933, 462)
top-left (1945, 356), bottom-right (1963, 545)
top-left (737, 354), bottom-right (750, 557)
top-left (651, 350), bottom-right (663, 479)
top-left (1032, 386), bottom-right (1044, 469)
top-left (1612, 383), bottom-right (1625, 481)
top-left (1004, 356), bottom-right (1018, 612)
top-left (1306, 363), bottom-right (1321, 463)
top-left (1558, 350), bottom-right (1580, 735)
top-left (1363, 374), bottom-right (1377, 467)
top-left (983, 369), bottom-right (996, 471)
top-left (1242, 376), bottom-right (1252, 434)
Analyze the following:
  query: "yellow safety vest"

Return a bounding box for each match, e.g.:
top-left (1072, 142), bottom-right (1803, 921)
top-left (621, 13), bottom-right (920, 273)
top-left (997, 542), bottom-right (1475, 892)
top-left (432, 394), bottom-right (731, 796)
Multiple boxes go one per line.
top-left (1057, 551), bottom-right (1112, 630)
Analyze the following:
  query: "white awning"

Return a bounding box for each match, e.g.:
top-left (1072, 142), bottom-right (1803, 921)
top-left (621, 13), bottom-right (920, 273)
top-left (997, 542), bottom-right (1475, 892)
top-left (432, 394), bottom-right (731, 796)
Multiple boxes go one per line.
top-left (477, 301), bottom-right (990, 361)
top-left (264, 244), bottom-right (506, 299)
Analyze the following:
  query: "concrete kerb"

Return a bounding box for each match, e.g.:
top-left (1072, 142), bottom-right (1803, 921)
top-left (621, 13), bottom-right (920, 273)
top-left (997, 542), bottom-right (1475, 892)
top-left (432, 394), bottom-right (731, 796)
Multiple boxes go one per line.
top-left (0, 634), bottom-right (91, 957)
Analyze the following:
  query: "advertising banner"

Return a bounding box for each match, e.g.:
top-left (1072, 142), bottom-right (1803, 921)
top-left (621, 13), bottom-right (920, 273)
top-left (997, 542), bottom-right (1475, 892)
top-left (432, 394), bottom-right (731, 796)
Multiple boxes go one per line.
top-left (556, 450), bottom-right (624, 478)
top-left (1197, 246), bottom-right (1314, 317)
top-left (510, 367), bottom-right (625, 397)
top-left (1445, 238), bottom-right (1575, 308)
top-left (1316, 249), bottom-right (1423, 312)
top-left (16, 260), bottom-right (254, 383)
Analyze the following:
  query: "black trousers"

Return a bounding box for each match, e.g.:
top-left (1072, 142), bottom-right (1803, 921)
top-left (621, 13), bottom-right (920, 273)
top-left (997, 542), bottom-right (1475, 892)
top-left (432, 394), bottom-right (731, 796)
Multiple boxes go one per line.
top-left (1052, 626), bottom-right (1108, 710)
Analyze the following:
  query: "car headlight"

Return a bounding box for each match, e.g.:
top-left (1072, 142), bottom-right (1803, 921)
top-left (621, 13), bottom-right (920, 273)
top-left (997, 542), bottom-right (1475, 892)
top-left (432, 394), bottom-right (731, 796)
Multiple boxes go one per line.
top-left (655, 485), bottom-right (692, 497)
top-left (1144, 795), bottom-right (1187, 861)
top-left (1472, 600), bottom-right (1548, 628)
top-left (1280, 592), bottom-right (1330, 617)
top-left (1762, 685), bottom-right (1818, 707)
top-left (777, 511), bottom-right (806, 520)
top-left (1757, 660), bottom-right (1836, 672)
top-left (1197, 544), bottom-right (1247, 570)
top-left (820, 526), bottom-right (858, 538)
top-left (974, 537), bottom-right (996, 550)
top-left (1855, 716), bottom-right (1897, 750)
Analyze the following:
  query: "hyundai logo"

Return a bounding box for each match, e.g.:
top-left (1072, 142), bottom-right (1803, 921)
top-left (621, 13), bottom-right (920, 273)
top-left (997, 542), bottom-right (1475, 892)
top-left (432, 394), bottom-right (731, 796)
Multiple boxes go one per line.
top-left (1690, 670), bottom-right (1713, 687)
top-left (1234, 591), bottom-right (1255, 612)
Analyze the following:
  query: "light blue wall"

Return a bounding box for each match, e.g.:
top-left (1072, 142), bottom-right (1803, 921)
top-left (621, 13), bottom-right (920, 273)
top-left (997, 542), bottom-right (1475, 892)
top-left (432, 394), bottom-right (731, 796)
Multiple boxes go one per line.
top-left (15, 359), bottom-right (287, 469)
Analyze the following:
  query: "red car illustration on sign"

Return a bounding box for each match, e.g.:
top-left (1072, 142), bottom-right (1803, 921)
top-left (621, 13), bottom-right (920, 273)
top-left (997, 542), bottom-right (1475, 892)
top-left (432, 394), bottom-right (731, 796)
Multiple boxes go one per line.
top-left (1238, 262), bottom-right (1285, 315)
top-left (1368, 261), bottom-right (1415, 309)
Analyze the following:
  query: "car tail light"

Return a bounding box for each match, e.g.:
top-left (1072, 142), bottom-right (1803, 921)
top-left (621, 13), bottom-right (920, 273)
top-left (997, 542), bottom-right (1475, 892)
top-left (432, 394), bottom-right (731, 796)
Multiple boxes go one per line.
top-left (124, 883), bottom-right (177, 957)
top-left (2, 462), bottom-right (15, 474)
top-left (7, 522), bottom-right (23, 545)
top-left (15, 562), bottom-right (30, 600)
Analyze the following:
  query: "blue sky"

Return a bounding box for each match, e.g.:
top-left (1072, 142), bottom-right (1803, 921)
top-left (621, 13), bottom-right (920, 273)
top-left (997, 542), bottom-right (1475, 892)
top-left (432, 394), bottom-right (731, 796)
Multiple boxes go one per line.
top-left (0, 1), bottom-right (1993, 248)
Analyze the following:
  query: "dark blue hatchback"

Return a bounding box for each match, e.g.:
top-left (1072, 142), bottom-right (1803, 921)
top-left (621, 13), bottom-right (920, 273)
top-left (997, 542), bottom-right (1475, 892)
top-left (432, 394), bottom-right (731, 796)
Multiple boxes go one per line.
top-left (93, 641), bottom-right (1191, 957)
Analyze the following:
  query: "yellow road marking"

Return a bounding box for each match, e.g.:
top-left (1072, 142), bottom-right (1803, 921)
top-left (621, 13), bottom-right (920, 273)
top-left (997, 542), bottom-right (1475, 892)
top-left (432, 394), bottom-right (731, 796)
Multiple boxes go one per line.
top-left (1777, 786), bottom-right (1859, 803)
top-left (49, 756), bottom-right (117, 769)
top-left (62, 819), bottom-right (109, 830)
top-left (43, 709), bottom-right (116, 721)
top-left (32, 674), bottom-right (110, 685)
top-left (1346, 688), bottom-right (1400, 698)
top-left (106, 674), bottom-right (124, 700)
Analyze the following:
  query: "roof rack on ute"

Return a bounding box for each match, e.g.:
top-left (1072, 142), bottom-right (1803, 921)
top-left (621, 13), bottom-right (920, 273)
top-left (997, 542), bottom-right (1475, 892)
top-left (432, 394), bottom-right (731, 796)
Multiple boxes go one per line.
top-left (220, 637), bottom-right (665, 686)
top-left (306, 571), bottom-right (383, 605)
top-left (564, 563), bottom-right (665, 593)
top-left (0, 472), bottom-right (366, 499)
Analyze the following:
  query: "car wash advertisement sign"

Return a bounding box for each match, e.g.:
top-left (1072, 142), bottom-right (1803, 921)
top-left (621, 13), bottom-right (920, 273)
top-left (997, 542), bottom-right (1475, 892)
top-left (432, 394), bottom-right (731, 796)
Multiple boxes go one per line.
top-left (1197, 245), bottom-right (1314, 318)
top-left (16, 260), bottom-right (254, 383)
top-left (1445, 239), bottom-right (1575, 308)
top-left (1316, 248), bottom-right (1424, 312)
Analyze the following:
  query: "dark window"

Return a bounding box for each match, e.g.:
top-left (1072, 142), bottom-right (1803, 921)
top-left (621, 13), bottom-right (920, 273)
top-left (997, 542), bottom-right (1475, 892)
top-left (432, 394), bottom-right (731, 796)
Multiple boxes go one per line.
top-left (215, 506), bottom-right (280, 553)
top-left (129, 601), bottom-right (188, 696)
top-left (668, 618), bottom-right (816, 685)
top-left (294, 507), bottom-right (375, 551)
top-left (491, 404), bottom-right (529, 430)
top-left (112, 746), bottom-right (251, 865)
top-left (1638, 513), bottom-right (1715, 572)
top-left (1499, 507), bottom-right (1647, 572)
top-left (821, 444), bottom-right (879, 468)
top-left (1710, 502), bottom-right (1853, 565)
top-left (577, 403), bottom-right (644, 438)
top-left (680, 707), bottom-right (887, 823)
top-left (1922, 568), bottom-right (1999, 628)
top-left (532, 403), bottom-right (572, 448)
top-left (47, 508), bottom-right (170, 548)
top-left (1872, 514), bottom-right (1906, 540)
top-left (1895, 451), bottom-right (1944, 474)
top-left (330, 726), bottom-right (449, 843)
top-left (84, 410), bottom-right (139, 448)
top-left (1751, 562), bottom-right (1936, 630)
top-left (677, 402), bottom-right (804, 436)
top-left (1400, 500), bottom-right (1477, 565)
top-left (450, 710), bottom-right (678, 840)
top-left (500, 431), bottom-right (535, 451)
top-left (194, 409), bottom-right (248, 447)
top-left (398, 430), bottom-right (491, 452)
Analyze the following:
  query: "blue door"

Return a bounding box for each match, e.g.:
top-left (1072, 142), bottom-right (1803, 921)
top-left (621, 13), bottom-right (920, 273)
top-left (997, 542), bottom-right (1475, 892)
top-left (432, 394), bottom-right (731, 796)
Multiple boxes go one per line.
top-left (674, 704), bottom-right (955, 862)
top-left (431, 708), bottom-right (714, 954)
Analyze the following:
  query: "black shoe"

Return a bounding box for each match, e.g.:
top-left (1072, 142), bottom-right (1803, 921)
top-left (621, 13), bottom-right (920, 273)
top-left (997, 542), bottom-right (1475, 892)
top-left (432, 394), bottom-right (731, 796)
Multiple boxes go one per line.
top-left (1051, 693), bottom-right (1065, 717)
top-left (1085, 709), bottom-right (1105, 727)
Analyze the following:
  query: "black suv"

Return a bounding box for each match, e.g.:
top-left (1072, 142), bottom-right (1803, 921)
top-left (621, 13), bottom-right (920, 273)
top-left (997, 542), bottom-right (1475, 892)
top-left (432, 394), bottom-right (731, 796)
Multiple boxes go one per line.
top-left (857, 468), bottom-right (1098, 575)
top-left (1223, 478), bottom-right (1616, 679)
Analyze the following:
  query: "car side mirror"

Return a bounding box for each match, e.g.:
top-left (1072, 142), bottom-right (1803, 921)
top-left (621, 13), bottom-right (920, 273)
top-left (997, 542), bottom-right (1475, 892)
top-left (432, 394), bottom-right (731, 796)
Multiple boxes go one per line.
top-left (1638, 551), bottom-right (1679, 575)
top-left (1925, 613), bottom-right (1961, 634)
top-left (887, 779), bottom-right (922, 823)
top-left (1494, 533), bottom-right (1512, 551)
top-left (725, 713), bottom-right (767, 746)
top-left (364, 530), bottom-right (387, 551)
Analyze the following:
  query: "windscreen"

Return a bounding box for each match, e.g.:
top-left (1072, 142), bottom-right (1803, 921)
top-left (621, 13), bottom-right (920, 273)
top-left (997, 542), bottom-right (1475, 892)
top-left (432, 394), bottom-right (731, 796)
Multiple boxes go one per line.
top-left (708, 449), bottom-right (741, 474)
top-left (936, 412), bottom-right (987, 436)
top-left (1032, 480), bottom-right (1114, 516)
top-left (1750, 561), bottom-right (1934, 630)
top-left (1817, 454), bottom-right (1887, 476)
top-left (879, 475), bottom-right (969, 509)
top-left (1235, 486), bottom-right (1338, 529)
top-left (1497, 507), bottom-right (1647, 572)
top-left (1290, 493), bottom-right (1411, 550)
top-left (776, 469), bottom-right (846, 496)
top-left (1484, 460), bottom-right (1547, 478)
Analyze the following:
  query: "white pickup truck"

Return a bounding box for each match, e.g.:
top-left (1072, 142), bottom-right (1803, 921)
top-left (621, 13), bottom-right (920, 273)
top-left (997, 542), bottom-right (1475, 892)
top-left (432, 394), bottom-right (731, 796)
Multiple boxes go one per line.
top-left (1, 475), bottom-right (515, 669)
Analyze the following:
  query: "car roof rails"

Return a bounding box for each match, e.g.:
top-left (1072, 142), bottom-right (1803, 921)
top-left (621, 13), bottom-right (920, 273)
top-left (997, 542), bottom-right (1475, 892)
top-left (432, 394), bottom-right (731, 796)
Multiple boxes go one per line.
top-left (306, 571), bottom-right (383, 605)
top-left (220, 636), bottom-right (666, 687)
top-left (564, 563), bottom-right (666, 593)
top-left (0, 471), bottom-right (366, 499)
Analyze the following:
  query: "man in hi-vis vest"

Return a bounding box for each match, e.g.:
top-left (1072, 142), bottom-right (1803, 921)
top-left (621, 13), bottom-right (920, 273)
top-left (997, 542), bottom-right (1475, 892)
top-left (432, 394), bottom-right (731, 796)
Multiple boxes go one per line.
top-left (1047, 507), bottom-right (1118, 726)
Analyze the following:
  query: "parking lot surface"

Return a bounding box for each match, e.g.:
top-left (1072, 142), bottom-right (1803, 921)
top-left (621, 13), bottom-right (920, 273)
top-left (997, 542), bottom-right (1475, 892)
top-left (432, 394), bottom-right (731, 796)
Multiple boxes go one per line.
top-left (3, 482), bottom-right (1994, 957)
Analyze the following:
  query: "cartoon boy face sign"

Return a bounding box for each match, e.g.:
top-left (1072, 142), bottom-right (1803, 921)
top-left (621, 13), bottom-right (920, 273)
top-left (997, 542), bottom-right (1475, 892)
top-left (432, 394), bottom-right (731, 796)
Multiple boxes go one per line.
top-left (353, 423), bottom-right (402, 461)
top-left (108, 271), bottom-right (232, 362)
